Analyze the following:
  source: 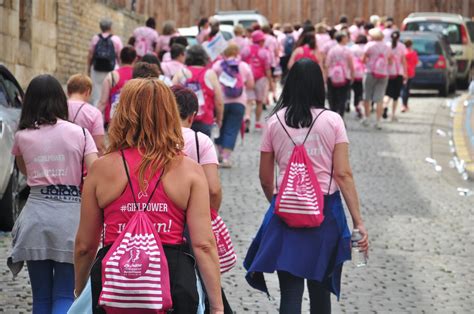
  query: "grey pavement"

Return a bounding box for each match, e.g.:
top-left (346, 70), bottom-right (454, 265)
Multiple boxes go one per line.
top-left (1, 93), bottom-right (473, 313)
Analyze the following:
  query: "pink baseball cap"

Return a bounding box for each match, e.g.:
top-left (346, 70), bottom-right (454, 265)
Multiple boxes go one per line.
top-left (251, 30), bottom-right (265, 43)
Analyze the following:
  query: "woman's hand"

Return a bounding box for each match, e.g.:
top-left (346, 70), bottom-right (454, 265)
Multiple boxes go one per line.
top-left (354, 223), bottom-right (369, 254)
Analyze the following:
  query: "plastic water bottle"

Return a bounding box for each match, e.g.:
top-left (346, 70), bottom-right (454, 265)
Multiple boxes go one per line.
top-left (211, 123), bottom-right (220, 139)
top-left (351, 229), bottom-right (367, 267)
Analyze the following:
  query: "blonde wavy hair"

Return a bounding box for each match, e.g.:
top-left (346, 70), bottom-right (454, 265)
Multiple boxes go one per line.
top-left (107, 78), bottom-right (184, 190)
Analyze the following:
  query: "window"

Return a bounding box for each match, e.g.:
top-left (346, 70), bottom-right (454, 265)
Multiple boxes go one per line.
top-left (238, 20), bottom-right (257, 29)
top-left (0, 76), bottom-right (23, 108)
top-left (411, 39), bottom-right (442, 55)
top-left (406, 21), bottom-right (462, 45)
top-left (466, 22), bottom-right (474, 42)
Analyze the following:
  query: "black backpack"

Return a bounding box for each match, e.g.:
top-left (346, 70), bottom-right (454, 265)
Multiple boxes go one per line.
top-left (284, 34), bottom-right (295, 56)
top-left (93, 34), bottom-right (116, 72)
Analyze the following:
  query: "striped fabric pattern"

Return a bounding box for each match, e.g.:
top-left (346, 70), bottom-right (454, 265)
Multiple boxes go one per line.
top-left (99, 212), bottom-right (172, 313)
top-left (275, 145), bottom-right (325, 228)
top-left (211, 210), bottom-right (237, 273)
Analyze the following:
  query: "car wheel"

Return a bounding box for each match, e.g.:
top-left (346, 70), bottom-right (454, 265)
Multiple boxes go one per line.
top-left (458, 66), bottom-right (473, 90)
top-left (439, 82), bottom-right (449, 97)
top-left (449, 80), bottom-right (457, 95)
top-left (0, 168), bottom-right (21, 232)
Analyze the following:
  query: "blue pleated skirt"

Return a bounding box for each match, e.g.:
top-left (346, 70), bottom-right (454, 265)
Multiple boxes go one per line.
top-left (243, 191), bottom-right (351, 299)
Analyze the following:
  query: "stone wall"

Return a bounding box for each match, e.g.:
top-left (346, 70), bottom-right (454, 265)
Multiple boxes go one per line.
top-left (55, 0), bottom-right (145, 84)
top-left (0, 0), bottom-right (146, 87)
top-left (0, 0), bottom-right (57, 87)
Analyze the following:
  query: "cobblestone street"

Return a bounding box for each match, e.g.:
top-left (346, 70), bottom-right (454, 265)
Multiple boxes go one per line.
top-left (1, 94), bottom-right (473, 313)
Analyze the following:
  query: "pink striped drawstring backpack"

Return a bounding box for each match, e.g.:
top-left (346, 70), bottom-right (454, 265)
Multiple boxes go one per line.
top-left (274, 110), bottom-right (333, 228)
top-left (98, 151), bottom-right (172, 313)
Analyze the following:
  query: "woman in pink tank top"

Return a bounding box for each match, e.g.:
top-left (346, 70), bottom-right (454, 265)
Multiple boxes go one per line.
top-left (97, 46), bottom-right (137, 124)
top-left (288, 33), bottom-right (323, 71)
top-left (74, 79), bottom-right (225, 313)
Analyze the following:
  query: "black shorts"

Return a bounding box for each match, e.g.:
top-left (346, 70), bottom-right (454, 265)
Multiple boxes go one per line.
top-left (386, 75), bottom-right (403, 100)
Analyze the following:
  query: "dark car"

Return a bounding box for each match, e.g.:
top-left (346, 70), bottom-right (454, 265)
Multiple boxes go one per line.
top-left (401, 31), bottom-right (457, 96)
top-left (0, 65), bottom-right (26, 231)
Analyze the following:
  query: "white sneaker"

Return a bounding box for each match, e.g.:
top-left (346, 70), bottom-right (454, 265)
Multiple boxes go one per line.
top-left (361, 119), bottom-right (370, 127)
top-left (221, 158), bottom-right (232, 168)
top-left (374, 122), bottom-right (382, 130)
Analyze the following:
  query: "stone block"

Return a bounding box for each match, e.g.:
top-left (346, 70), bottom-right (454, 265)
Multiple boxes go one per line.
top-left (17, 39), bottom-right (32, 66)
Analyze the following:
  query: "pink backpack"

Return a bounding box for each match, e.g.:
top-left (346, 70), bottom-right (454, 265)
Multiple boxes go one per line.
top-left (372, 53), bottom-right (388, 79)
top-left (195, 132), bottom-right (237, 273)
top-left (135, 37), bottom-right (148, 58)
top-left (328, 61), bottom-right (347, 87)
top-left (353, 57), bottom-right (365, 81)
top-left (244, 45), bottom-right (266, 80)
top-left (99, 152), bottom-right (173, 313)
top-left (274, 110), bottom-right (333, 228)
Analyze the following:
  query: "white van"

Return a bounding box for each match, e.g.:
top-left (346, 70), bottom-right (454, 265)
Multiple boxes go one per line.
top-left (212, 10), bottom-right (269, 29)
top-left (402, 12), bottom-right (474, 88)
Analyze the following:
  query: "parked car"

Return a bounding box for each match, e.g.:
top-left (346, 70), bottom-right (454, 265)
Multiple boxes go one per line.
top-left (400, 31), bottom-right (457, 96)
top-left (178, 24), bottom-right (235, 46)
top-left (402, 12), bottom-right (474, 88)
top-left (212, 10), bottom-right (269, 29)
top-left (0, 65), bottom-right (26, 231)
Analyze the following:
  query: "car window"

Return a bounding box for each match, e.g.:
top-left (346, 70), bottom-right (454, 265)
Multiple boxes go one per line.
top-left (0, 84), bottom-right (9, 108)
top-left (411, 38), bottom-right (442, 55)
top-left (238, 20), bottom-right (257, 29)
top-left (406, 21), bottom-right (462, 44)
top-left (466, 21), bottom-right (474, 41)
top-left (219, 20), bottom-right (234, 26)
top-left (221, 31), bottom-right (233, 41)
top-left (1, 78), bottom-right (22, 108)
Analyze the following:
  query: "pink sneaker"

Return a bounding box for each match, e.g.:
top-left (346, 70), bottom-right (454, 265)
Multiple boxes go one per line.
top-left (255, 122), bottom-right (263, 130)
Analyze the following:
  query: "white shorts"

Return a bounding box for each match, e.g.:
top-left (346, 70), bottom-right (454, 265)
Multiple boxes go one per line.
top-left (247, 77), bottom-right (269, 103)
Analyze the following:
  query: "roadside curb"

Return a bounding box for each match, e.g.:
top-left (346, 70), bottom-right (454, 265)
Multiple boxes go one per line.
top-left (451, 93), bottom-right (474, 178)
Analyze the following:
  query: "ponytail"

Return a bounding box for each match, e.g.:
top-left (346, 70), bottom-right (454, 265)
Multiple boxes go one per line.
top-left (391, 31), bottom-right (400, 49)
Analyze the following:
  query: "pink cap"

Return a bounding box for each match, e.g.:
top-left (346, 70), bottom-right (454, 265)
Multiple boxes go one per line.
top-left (251, 30), bottom-right (265, 43)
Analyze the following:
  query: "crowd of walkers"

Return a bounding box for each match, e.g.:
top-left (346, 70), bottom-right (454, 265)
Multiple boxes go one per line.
top-left (8, 13), bottom-right (434, 314)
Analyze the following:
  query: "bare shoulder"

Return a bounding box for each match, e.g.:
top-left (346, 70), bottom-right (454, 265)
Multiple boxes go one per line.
top-left (88, 152), bottom-right (123, 179)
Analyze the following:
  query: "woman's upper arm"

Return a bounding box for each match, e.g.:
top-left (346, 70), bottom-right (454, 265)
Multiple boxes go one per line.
top-left (76, 163), bottom-right (103, 250)
top-left (186, 166), bottom-right (213, 245)
top-left (201, 164), bottom-right (220, 192)
top-left (15, 156), bottom-right (27, 176)
top-left (333, 143), bottom-right (351, 177)
top-left (259, 151), bottom-right (275, 183)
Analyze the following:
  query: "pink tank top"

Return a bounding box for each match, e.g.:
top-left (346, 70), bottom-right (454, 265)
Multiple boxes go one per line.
top-left (294, 45), bottom-right (318, 63)
top-left (105, 66), bottom-right (133, 123)
top-left (186, 66), bottom-right (215, 125)
top-left (103, 148), bottom-right (186, 246)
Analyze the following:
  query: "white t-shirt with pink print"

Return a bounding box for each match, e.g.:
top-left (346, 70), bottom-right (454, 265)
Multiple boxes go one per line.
top-left (387, 41), bottom-right (407, 77)
top-left (364, 41), bottom-right (392, 76)
top-left (325, 44), bottom-right (353, 80)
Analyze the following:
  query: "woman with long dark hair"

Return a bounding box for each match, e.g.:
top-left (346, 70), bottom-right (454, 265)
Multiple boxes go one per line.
top-left (244, 59), bottom-right (368, 313)
top-left (8, 74), bottom-right (98, 313)
top-left (383, 30), bottom-right (408, 121)
top-left (287, 33), bottom-right (323, 70)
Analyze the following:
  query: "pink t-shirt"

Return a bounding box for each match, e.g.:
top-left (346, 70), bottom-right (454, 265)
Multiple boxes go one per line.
top-left (68, 100), bottom-right (104, 137)
top-left (197, 28), bottom-right (210, 44)
top-left (364, 41), bottom-right (392, 74)
top-left (264, 34), bottom-right (279, 67)
top-left (350, 44), bottom-right (366, 80)
top-left (316, 33), bottom-right (331, 50)
top-left (348, 25), bottom-right (363, 42)
top-left (182, 127), bottom-right (218, 165)
top-left (387, 41), bottom-right (406, 77)
top-left (240, 45), bottom-right (272, 71)
top-left (321, 39), bottom-right (337, 55)
top-left (89, 33), bottom-right (123, 65)
top-left (133, 26), bottom-right (159, 55)
top-left (231, 36), bottom-right (249, 55)
top-left (261, 108), bottom-right (348, 194)
top-left (325, 44), bottom-right (353, 80)
top-left (11, 120), bottom-right (98, 186)
top-left (212, 59), bottom-right (253, 105)
top-left (157, 33), bottom-right (179, 53)
top-left (161, 60), bottom-right (185, 79)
